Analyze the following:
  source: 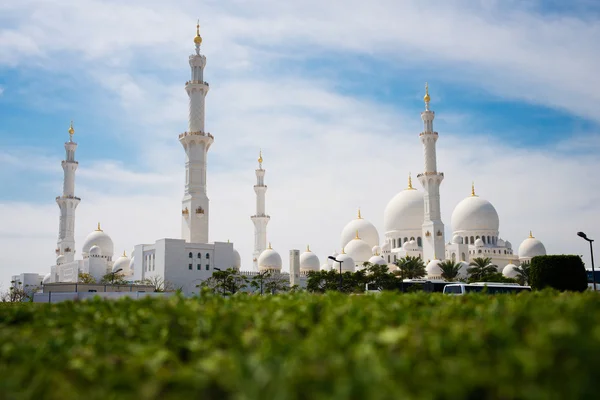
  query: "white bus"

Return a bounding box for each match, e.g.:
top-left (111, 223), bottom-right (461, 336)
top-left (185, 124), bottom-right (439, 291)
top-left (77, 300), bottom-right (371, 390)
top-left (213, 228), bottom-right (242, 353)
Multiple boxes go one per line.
top-left (443, 282), bottom-right (532, 295)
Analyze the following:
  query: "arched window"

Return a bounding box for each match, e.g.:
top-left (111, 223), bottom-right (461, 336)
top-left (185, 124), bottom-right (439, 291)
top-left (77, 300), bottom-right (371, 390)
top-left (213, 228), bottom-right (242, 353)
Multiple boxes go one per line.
top-left (394, 255), bottom-right (397, 262)
top-left (476, 236), bottom-right (480, 240)
top-left (470, 236), bottom-right (475, 244)
top-left (478, 250), bottom-right (482, 254)
top-left (188, 252), bottom-right (193, 259)
top-left (388, 255), bottom-right (391, 262)
top-left (451, 253), bottom-right (456, 262)
top-left (197, 253), bottom-right (201, 259)
top-left (417, 237), bottom-right (422, 247)
top-left (206, 253), bottom-right (210, 259)
top-left (464, 236), bottom-right (468, 245)
top-left (393, 239), bottom-right (396, 248)
top-left (461, 252), bottom-right (466, 261)
top-left (404, 237), bottom-right (408, 243)
top-left (482, 236), bottom-right (486, 244)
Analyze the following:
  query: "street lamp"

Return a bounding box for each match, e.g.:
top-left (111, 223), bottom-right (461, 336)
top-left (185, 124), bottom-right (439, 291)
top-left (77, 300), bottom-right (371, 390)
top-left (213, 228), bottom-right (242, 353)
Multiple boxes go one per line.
top-left (577, 232), bottom-right (596, 291)
top-left (328, 256), bottom-right (343, 292)
top-left (109, 268), bottom-right (123, 285)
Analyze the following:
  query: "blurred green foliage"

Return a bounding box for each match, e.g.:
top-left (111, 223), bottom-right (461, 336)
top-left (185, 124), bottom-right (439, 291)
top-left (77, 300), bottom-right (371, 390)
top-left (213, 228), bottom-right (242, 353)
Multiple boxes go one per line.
top-left (1, 291), bottom-right (600, 400)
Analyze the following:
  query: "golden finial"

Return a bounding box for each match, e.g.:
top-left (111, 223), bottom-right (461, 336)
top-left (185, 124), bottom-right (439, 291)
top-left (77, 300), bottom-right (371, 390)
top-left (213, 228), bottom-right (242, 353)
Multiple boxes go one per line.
top-left (268, 242), bottom-right (272, 250)
top-left (258, 149), bottom-right (263, 165)
top-left (123, 250), bottom-right (127, 257)
top-left (471, 181), bottom-right (476, 197)
top-left (355, 230), bottom-right (360, 240)
top-left (68, 120), bottom-right (74, 135)
top-left (306, 244), bottom-right (310, 252)
top-left (407, 172), bottom-right (414, 190)
top-left (341, 247), bottom-right (346, 254)
top-left (194, 19), bottom-right (202, 45)
top-left (227, 239), bottom-right (230, 243)
top-left (357, 208), bottom-right (362, 219)
top-left (424, 82), bottom-right (430, 103)
top-left (529, 231), bottom-right (534, 238)
top-left (96, 222), bottom-right (102, 232)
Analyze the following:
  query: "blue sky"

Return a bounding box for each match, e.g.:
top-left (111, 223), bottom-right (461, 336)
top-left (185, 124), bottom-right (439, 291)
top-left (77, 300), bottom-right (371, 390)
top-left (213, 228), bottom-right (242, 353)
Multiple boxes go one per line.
top-left (1, 0), bottom-right (599, 287)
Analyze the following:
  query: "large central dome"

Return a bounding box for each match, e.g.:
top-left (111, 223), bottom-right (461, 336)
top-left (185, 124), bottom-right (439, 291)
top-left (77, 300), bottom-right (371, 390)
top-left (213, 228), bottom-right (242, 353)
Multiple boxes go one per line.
top-left (451, 193), bottom-right (499, 233)
top-left (384, 185), bottom-right (424, 233)
top-left (340, 209), bottom-right (379, 249)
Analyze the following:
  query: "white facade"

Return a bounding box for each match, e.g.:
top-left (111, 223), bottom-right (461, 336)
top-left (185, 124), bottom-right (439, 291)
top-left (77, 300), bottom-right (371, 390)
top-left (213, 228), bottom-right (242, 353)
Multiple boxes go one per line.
top-left (251, 151), bottom-right (270, 270)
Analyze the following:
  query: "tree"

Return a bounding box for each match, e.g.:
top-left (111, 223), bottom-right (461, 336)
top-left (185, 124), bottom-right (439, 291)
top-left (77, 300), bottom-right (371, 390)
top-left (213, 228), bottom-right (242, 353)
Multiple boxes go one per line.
top-left (140, 276), bottom-right (176, 292)
top-left (250, 271), bottom-right (272, 295)
top-left (468, 272), bottom-right (517, 284)
top-left (362, 263), bottom-right (397, 291)
top-left (530, 255), bottom-right (588, 292)
top-left (514, 261), bottom-right (530, 286)
top-left (438, 260), bottom-right (463, 282)
top-left (467, 257), bottom-right (498, 282)
top-left (100, 273), bottom-right (128, 285)
top-left (395, 256), bottom-right (426, 280)
top-left (0, 281), bottom-right (35, 302)
top-left (78, 272), bottom-right (96, 284)
top-left (200, 268), bottom-right (248, 295)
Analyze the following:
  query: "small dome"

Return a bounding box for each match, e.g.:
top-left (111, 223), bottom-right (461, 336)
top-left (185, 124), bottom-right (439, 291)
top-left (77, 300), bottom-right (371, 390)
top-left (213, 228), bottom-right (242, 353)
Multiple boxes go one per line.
top-left (89, 245), bottom-right (102, 257)
top-left (300, 247), bottom-right (320, 272)
top-left (233, 248), bottom-right (241, 269)
top-left (340, 210), bottom-right (380, 248)
top-left (502, 263), bottom-right (519, 278)
top-left (381, 240), bottom-right (391, 252)
top-left (56, 255), bottom-right (65, 265)
top-left (112, 251), bottom-right (131, 274)
top-left (384, 187), bottom-right (425, 233)
top-left (336, 252), bottom-right (355, 272)
top-left (497, 238), bottom-right (506, 247)
top-left (327, 251), bottom-right (339, 266)
top-left (321, 263), bottom-right (330, 271)
top-left (426, 259), bottom-right (443, 278)
top-left (452, 235), bottom-right (463, 244)
top-left (505, 240), bottom-right (512, 249)
top-left (451, 195), bottom-right (500, 233)
top-left (42, 273), bottom-right (52, 284)
top-left (345, 236), bottom-right (372, 263)
top-left (368, 255), bottom-right (387, 266)
top-left (474, 238), bottom-right (484, 247)
top-left (403, 240), bottom-right (419, 251)
top-left (258, 245), bottom-right (282, 271)
top-left (372, 245), bottom-right (382, 256)
top-left (82, 224), bottom-right (114, 259)
top-left (518, 234), bottom-right (546, 260)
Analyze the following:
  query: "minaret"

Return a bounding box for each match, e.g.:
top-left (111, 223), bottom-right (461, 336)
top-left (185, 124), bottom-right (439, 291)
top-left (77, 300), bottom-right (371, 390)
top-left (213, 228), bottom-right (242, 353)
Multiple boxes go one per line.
top-left (251, 150), bottom-right (270, 270)
top-left (417, 83), bottom-right (445, 261)
top-left (180, 21), bottom-right (213, 243)
top-left (55, 121), bottom-right (81, 263)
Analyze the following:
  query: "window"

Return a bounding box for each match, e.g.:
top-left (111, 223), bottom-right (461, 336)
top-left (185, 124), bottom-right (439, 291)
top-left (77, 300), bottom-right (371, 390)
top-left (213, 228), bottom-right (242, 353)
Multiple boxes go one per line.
top-left (197, 253), bottom-right (201, 258)
top-left (189, 264), bottom-right (192, 270)
top-left (206, 264), bottom-right (210, 270)
top-left (417, 237), bottom-right (422, 247)
top-left (394, 255), bottom-right (397, 262)
top-left (482, 236), bottom-right (486, 244)
top-left (393, 239), bottom-right (396, 248)
top-left (206, 253), bottom-right (210, 259)
top-left (88, 290), bottom-right (97, 293)
top-left (188, 252), bottom-right (193, 259)
top-left (197, 264), bottom-right (201, 270)
top-left (388, 255), bottom-right (391, 262)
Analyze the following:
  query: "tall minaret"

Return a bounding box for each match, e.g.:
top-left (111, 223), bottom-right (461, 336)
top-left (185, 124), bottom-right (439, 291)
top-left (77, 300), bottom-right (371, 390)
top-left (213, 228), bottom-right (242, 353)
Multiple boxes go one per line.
top-left (180, 21), bottom-right (213, 243)
top-left (251, 150), bottom-right (270, 270)
top-left (417, 83), bottom-right (445, 261)
top-left (55, 121), bottom-right (81, 263)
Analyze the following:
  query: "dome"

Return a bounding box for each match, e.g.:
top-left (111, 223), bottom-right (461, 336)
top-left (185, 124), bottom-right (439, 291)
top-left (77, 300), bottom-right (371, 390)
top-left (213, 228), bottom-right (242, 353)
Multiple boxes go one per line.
top-left (497, 238), bottom-right (506, 247)
top-left (258, 245), bottom-right (282, 271)
top-left (89, 245), bottom-right (102, 257)
top-left (233, 248), bottom-right (241, 269)
top-left (505, 240), bottom-right (512, 249)
top-left (502, 263), bottom-right (519, 278)
top-left (327, 251), bottom-right (339, 266)
top-left (403, 240), bottom-right (419, 251)
top-left (426, 259), bottom-right (443, 278)
top-left (368, 255), bottom-right (387, 266)
top-left (372, 245), bottom-right (382, 256)
top-left (82, 224), bottom-right (114, 259)
top-left (56, 255), bottom-right (65, 265)
top-left (340, 210), bottom-right (380, 248)
top-left (381, 240), bottom-right (391, 252)
top-left (474, 238), bottom-right (484, 247)
top-left (336, 252), bottom-right (355, 272)
top-left (518, 233), bottom-right (546, 259)
top-left (451, 195), bottom-right (500, 233)
top-left (42, 273), bottom-right (52, 284)
top-left (321, 263), bottom-right (330, 271)
top-left (452, 235), bottom-right (463, 244)
top-left (112, 251), bottom-right (131, 274)
top-left (344, 236), bottom-right (372, 263)
top-left (384, 187), bottom-right (425, 233)
top-left (300, 247), bottom-right (320, 272)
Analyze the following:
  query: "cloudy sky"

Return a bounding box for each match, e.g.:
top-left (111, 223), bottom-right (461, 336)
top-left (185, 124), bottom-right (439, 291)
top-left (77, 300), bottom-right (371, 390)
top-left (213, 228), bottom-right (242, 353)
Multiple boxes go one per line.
top-left (1, 0), bottom-right (599, 288)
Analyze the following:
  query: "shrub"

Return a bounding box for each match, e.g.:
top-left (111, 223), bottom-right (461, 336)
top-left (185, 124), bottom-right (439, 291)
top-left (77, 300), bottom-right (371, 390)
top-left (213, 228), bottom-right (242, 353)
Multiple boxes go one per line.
top-left (530, 255), bottom-right (588, 292)
top-left (1, 292), bottom-right (600, 399)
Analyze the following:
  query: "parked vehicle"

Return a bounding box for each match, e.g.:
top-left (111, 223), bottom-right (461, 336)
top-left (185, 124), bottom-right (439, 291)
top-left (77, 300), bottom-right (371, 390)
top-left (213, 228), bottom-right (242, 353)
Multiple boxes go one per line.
top-left (444, 282), bottom-right (531, 295)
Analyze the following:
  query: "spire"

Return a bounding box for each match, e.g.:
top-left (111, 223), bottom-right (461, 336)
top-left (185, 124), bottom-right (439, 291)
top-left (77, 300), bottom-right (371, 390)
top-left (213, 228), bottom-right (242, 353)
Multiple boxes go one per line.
top-left (96, 222), bottom-right (102, 232)
top-left (268, 242), bottom-right (272, 250)
top-left (258, 149), bottom-right (263, 168)
top-left (471, 181), bottom-right (477, 197)
top-left (424, 82), bottom-right (431, 110)
top-left (68, 120), bottom-right (74, 140)
top-left (529, 231), bottom-right (534, 238)
top-left (193, 20), bottom-right (202, 55)
top-left (357, 207), bottom-right (362, 219)
top-left (123, 250), bottom-right (127, 257)
top-left (407, 172), bottom-right (415, 190)
top-left (355, 230), bottom-right (360, 240)
top-left (306, 244), bottom-right (310, 252)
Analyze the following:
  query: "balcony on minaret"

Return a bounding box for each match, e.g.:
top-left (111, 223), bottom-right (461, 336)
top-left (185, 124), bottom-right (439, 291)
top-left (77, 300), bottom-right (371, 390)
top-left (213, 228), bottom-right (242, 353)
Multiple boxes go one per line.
top-left (185, 80), bottom-right (209, 86)
top-left (179, 131), bottom-right (214, 140)
top-left (251, 213), bottom-right (270, 218)
top-left (419, 131), bottom-right (438, 137)
top-left (56, 195), bottom-right (81, 201)
top-left (417, 172), bottom-right (444, 178)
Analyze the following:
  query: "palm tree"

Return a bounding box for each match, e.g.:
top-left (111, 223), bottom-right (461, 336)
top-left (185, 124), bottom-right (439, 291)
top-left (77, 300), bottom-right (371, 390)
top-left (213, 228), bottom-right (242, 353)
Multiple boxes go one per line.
top-left (467, 257), bottom-right (498, 282)
top-left (514, 261), bottom-right (530, 286)
top-left (438, 260), bottom-right (463, 282)
top-left (395, 256), bottom-right (426, 280)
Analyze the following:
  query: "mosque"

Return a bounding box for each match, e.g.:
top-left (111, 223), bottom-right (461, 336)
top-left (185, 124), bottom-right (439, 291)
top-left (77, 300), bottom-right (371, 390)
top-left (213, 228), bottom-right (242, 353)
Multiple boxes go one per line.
top-left (20, 23), bottom-right (548, 293)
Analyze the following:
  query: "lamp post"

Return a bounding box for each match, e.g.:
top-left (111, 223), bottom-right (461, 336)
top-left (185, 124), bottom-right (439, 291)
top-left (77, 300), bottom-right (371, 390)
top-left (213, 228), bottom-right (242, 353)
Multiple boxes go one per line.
top-left (109, 268), bottom-right (123, 285)
top-left (577, 232), bottom-right (596, 291)
top-left (328, 256), bottom-right (343, 292)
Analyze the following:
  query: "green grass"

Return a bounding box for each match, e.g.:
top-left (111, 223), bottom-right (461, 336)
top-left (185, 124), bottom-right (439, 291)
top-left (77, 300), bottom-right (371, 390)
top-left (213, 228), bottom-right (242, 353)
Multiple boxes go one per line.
top-left (1, 291), bottom-right (600, 400)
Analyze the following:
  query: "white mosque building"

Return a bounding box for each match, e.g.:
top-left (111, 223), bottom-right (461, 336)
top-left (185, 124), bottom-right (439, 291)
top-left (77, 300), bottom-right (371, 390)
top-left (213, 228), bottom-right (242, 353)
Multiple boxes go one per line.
top-left (24, 23), bottom-right (548, 293)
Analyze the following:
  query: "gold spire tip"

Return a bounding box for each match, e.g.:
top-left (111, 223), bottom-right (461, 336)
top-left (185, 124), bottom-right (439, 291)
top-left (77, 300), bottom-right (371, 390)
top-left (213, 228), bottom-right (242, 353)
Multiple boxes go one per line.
top-left (355, 230), bottom-right (360, 240)
top-left (529, 231), bottom-right (534, 238)
top-left (68, 120), bottom-right (74, 135)
top-left (258, 149), bottom-right (263, 165)
top-left (471, 181), bottom-right (476, 197)
top-left (96, 222), bottom-right (102, 232)
top-left (424, 82), bottom-right (430, 103)
top-left (357, 208), bottom-right (362, 219)
top-left (123, 250), bottom-right (127, 257)
top-left (307, 244), bottom-right (310, 252)
top-left (268, 242), bottom-right (272, 249)
top-left (194, 19), bottom-right (202, 45)
top-left (407, 172), bottom-right (414, 189)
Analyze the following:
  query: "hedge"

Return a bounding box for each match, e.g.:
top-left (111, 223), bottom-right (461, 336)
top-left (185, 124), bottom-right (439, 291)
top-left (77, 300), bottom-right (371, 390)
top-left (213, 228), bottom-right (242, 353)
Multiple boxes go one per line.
top-left (2, 292), bottom-right (600, 399)
top-left (530, 255), bottom-right (588, 292)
